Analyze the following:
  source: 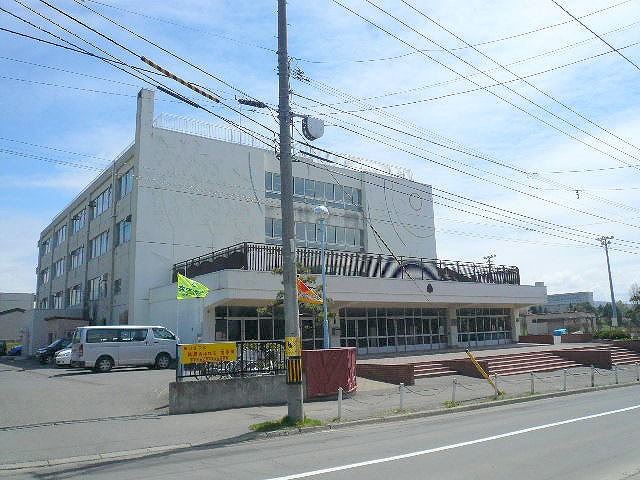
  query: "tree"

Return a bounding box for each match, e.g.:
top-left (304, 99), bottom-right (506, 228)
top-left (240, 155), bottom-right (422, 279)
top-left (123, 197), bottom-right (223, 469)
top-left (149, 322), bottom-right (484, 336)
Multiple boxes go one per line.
top-left (628, 283), bottom-right (640, 326)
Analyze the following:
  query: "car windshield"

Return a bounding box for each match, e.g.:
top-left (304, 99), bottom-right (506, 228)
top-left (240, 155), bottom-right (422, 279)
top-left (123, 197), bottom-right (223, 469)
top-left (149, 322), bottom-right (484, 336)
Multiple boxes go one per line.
top-left (47, 339), bottom-right (65, 348)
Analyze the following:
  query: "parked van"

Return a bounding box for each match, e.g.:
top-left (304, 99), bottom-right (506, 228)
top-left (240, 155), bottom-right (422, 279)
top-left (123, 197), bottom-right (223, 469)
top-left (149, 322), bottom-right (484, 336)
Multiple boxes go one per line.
top-left (71, 326), bottom-right (176, 373)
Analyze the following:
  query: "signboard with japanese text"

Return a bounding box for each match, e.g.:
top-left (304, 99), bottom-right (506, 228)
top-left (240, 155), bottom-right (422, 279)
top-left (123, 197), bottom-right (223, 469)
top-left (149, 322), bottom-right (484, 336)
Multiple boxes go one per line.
top-left (285, 336), bottom-right (302, 357)
top-left (180, 342), bottom-right (237, 364)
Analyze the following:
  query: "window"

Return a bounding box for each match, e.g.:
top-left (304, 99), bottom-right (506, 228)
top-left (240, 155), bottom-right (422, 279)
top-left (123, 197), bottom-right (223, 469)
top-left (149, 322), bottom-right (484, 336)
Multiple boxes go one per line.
top-left (92, 186), bottom-right (112, 218)
top-left (53, 291), bottom-right (64, 309)
top-left (265, 172), bottom-right (281, 193)
top-left (265, 217), bottom-right (282, 239)
top-left (69, 284), bottom-right (83, 306)
top-left (120, 328), bottom-right (147, 342)
top-left (86, 329), bottom-right (119, 343)
top-left (54, 225), bottom-right (67, 247)
top-left (90, 231), bottom-right (109, 258)
top-left (53, 258), bottom-right (65, 278)
top-left (266, 172), bottom-right (362, 209)
top-left (72, 209), bottom-right (86, 233)
top-left (119, 168), bottom-right (134, 199)
top-left (39, 297), bottom-right (48, 309)
top-left (70, 246), bottom-right (84, 270)
top-left (153, 328), bottom-right (175, 340)
top-left (265, 172), bottom-right (273, 191)
top-left (40, 268), bottom-right (49, 285)
top-left (306, 222), bottom-right (317, 243)
top-left (113, 278), bottom-right (122, 295)
top-left (304, 179), bottom-right (315, 198)
top-left (41, 238), bottom-right (51, 256)
top-left (117, 218), bottom-right (131, 245)
top-left (88, 276), bottom-right (104, 300)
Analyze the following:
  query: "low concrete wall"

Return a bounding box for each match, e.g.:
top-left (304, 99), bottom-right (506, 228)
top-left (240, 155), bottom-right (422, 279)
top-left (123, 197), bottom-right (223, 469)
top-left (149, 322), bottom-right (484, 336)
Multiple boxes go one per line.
top-left (519, 335), bottom-right (554, 345)
top-left (561, 334), bottom-right (593, 343)
top-left (356, 363), bottom-right (414, 385)
top-left (169, 375), bottom-right (287, 415)
top-left (442, 359), bottom-right (491, 379)
top-left (553, 349), bottom-right (612, 369)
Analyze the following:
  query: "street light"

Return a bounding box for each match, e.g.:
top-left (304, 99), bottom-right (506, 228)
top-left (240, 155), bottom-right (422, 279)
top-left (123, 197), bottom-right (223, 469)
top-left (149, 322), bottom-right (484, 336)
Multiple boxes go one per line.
top-left (313, 204), bottom-right (330, 349)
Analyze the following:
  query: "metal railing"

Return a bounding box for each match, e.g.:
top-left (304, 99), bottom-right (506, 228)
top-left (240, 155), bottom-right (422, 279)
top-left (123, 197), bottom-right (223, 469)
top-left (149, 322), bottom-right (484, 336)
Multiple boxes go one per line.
top-left (172, 242), bottom-right (520, 285)
top-left (177, 340), bottom-right (286, 381)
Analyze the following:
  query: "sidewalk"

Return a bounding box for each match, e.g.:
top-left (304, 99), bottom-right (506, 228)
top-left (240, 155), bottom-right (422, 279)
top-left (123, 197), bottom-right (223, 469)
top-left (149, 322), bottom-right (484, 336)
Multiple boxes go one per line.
top-left (3, 355), bottom-right (639, 471)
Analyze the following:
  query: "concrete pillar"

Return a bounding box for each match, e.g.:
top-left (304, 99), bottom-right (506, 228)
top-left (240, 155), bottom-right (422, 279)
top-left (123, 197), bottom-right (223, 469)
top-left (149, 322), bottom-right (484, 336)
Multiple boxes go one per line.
top-left (511, 307), bottom-right (520, 343)
top-left (447, 306), bottom-right (458, 348)
top-left (330, 310), bottom-right (341, 348)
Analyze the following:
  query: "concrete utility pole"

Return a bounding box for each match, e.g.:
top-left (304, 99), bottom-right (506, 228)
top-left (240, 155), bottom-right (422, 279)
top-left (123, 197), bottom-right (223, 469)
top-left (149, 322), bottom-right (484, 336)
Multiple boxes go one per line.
top-left (278, 0), bottom-right (304, 421)
top-left (597, 235), bottom-right (618, 327)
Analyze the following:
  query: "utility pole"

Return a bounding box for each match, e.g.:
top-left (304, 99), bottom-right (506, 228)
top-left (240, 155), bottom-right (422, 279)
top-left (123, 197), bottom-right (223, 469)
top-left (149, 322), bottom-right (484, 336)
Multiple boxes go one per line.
top-left (596, 235), bottom-right (618, 327)
top-left (278, 0), bottom-right (304, 421)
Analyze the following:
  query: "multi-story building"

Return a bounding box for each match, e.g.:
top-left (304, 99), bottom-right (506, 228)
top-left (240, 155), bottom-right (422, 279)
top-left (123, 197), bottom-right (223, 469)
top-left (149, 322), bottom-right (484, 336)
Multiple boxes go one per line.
top-left (33, 89), bottom-right (545, 355)
top-left (542, 292), bottom-right (594, 313)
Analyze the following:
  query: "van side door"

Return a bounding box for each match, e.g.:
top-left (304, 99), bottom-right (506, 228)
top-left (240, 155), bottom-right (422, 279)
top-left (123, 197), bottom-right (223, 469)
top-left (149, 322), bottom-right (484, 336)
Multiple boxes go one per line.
top-left (117, 328), bottom-right (151, 366)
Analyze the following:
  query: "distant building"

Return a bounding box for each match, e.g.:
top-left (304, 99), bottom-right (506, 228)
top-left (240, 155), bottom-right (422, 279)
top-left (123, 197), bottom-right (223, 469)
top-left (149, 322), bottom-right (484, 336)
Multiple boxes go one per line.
top-left (542, 292), bottom-right (594, 313)
top-left (0, 293), bottom-right (34, 348)
top-left (33, 89), bottom-right (546, 354)
top-left (524, 311), bottom-right (596, 335)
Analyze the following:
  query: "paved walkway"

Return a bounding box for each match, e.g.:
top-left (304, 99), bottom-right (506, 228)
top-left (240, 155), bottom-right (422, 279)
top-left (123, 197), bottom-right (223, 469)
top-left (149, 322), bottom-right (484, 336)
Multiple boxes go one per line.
top-left (1, 342), bottom-right (637, 472)
top-left (356, 341), bottom-right (596, 364)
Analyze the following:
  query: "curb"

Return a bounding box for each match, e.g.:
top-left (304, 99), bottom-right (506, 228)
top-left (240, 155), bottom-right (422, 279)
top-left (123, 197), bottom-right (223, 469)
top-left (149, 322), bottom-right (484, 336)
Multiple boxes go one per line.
top-left (2, 381), bottom-right (639, 472)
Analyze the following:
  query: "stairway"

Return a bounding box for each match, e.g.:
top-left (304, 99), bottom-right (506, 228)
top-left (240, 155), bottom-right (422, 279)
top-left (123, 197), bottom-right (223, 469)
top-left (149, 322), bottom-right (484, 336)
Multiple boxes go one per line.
top-left (413, 361), bottom-right (457, 379)
top-left (608, 346), bottom-right (640, 365)
top-left (477, 351), bottom-right (582, 376)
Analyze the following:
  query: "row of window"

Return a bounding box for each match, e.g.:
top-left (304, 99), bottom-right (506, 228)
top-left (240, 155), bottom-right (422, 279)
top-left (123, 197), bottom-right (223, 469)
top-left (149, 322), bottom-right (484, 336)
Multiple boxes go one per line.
top-left (39, 219), bottom-right (132, 287)
top-left (40, 169), bottom-right (134, 257)
top-left (39, 274), bottom-right (122, 309)
top-left (265, 217), bottom-right (364, 248)
top-left (265, 172), bottom-right (362, 208)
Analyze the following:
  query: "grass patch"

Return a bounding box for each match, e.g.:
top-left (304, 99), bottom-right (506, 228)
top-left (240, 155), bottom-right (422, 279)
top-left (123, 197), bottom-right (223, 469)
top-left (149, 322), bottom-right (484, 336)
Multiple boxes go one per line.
top-left (249, 416), bottom-right (323, 432)
top-left (443, 401), bottom-right (460, 408)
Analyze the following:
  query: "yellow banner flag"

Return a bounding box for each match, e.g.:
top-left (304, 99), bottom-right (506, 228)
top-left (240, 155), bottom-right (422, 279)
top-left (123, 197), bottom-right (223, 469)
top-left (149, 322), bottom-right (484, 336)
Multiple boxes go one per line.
top-left (297, 278), bottom-right (323, 305)
top-left (177, 273), bottom-right (209, 300)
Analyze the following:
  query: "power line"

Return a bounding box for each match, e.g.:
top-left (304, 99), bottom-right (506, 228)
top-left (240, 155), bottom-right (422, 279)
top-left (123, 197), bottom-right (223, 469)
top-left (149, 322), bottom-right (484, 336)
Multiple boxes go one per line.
top-left (399, 0), bottom-right (640, 156)
top-left (551, 0), bottom-right (640, 73)
top-left (345, 0), bottom-right (640, 172)
top-left (8, 2), bottom-right (278, 149)
top-left (295, 0), bottom-right (632, 64)
top-left (291, 95), bottom-right (640, 216)
top-left (295, 142), bottom-right (640, 247)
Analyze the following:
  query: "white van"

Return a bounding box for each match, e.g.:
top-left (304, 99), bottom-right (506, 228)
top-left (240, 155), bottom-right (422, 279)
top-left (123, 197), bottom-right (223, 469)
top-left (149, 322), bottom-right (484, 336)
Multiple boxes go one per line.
top-left (71, 326), bottom-right (176, 373)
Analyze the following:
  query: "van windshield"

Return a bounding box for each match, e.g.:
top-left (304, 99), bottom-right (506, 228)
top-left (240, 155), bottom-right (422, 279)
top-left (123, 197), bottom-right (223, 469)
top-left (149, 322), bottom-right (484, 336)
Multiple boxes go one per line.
top-left (72, 329), bottom-right (81, 344)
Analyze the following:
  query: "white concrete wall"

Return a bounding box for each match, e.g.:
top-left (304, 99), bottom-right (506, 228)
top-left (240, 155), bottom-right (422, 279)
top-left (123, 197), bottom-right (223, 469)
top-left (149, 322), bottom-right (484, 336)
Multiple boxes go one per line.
top-left (361, 171), bottom-right (436, 259)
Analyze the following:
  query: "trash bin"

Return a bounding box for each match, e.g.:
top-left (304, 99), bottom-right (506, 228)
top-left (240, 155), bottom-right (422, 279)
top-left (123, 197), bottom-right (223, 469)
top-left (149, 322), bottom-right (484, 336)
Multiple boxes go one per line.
top-left (553, 328), bottom-right (567, 344)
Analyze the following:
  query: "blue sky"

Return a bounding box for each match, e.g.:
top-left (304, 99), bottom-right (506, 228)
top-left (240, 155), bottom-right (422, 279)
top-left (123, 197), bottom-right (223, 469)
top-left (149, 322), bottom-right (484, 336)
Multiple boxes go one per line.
top-left (1, 0), bottom-right (639, 302)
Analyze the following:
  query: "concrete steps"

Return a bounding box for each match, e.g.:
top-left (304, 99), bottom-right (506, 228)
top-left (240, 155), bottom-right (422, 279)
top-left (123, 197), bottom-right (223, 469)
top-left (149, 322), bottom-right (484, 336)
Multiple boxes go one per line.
top-left (413, 361), bottom-right (457, 378)
top-left (478, 351), bottom-right (582, 376)
top-left (609, 346), bottom-right (640, 365)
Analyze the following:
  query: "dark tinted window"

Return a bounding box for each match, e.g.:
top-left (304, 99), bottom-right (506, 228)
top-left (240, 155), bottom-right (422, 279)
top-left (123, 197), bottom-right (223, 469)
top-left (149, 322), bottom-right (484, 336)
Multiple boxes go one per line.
top-left (86, 329), bottom-right (119, 343)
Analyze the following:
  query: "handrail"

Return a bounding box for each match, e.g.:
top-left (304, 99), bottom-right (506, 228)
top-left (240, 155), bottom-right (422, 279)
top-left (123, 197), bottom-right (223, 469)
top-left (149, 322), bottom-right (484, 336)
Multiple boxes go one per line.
top-left (172, 242), bottom-right (520, 285)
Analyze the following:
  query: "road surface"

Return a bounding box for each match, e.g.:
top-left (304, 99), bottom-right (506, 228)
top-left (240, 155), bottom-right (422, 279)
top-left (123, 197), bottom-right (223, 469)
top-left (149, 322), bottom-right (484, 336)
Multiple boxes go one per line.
top-left (7, 385), bottom-right (640, 479)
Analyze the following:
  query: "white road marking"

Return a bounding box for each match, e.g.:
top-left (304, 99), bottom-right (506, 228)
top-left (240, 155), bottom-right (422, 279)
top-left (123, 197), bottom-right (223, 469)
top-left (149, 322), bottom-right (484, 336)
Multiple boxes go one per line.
top-left (263, 404), bottom-right (640, 480)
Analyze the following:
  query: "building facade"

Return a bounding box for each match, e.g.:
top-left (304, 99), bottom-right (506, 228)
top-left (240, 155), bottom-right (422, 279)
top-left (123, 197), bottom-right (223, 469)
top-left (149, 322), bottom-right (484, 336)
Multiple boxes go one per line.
top-left (34, 89), bottom-right (546, 354)
top-left (543, 292), bottom-right (594, 313)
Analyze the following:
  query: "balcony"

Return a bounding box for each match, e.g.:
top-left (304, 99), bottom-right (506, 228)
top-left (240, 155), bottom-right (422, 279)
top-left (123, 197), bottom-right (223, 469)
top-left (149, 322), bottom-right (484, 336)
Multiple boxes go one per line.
top-left (172, 243), bottom-right (520, 286)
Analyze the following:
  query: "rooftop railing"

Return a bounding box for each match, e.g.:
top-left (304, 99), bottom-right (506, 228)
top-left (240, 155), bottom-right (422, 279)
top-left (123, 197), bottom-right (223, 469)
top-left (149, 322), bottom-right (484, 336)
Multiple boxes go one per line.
top-left (172, 242), bottom-right (520, 285)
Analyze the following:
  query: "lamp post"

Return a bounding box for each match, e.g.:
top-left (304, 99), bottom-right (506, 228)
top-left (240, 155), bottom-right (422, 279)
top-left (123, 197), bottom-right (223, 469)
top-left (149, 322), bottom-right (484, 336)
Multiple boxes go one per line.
top-left (314, 204), bottom-right (330, 349)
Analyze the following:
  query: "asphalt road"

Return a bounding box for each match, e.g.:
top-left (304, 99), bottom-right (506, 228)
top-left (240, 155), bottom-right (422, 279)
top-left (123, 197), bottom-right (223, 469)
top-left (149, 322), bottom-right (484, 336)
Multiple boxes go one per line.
top-left (9, 386), bottom-right (640, 480)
